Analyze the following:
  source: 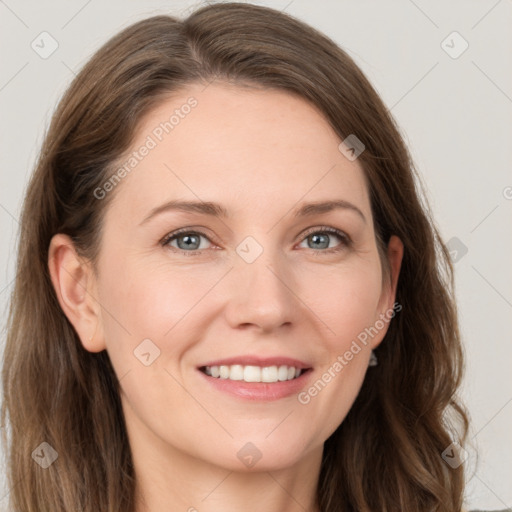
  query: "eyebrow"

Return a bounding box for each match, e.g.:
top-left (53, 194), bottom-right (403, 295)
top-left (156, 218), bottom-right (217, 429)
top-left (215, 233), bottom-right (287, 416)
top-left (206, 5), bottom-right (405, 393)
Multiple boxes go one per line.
top-left (139, 198), bottom-right (366, 225)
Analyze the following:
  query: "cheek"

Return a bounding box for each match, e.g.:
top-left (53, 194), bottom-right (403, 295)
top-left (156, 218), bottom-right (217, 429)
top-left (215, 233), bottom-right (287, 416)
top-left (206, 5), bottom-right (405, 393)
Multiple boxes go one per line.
top-left (298, 261), bottom-right (383, 430)
top-left (95, 252), bottom-right (235, 381)
top-left (297, 268), bottom-right (382, 441)
top-left (95, 253), bottom-right (204, 364)
top-left (301, 260), bottom-right (383, 345)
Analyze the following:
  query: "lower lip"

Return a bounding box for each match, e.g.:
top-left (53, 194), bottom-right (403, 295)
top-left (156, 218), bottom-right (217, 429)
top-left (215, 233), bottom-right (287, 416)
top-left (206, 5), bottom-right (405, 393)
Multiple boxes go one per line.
top-left (197, 369), bottom-right (313, 401)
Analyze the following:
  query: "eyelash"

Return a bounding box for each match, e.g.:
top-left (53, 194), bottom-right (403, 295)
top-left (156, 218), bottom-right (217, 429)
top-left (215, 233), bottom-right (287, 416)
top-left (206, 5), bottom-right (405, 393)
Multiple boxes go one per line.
top-left (160, 226), bottom-right (352, 257)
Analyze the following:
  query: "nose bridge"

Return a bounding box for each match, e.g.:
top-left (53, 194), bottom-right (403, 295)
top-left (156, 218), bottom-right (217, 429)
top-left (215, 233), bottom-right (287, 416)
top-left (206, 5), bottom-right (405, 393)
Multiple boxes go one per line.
top-left (226, 237), bottom-right (296, 329)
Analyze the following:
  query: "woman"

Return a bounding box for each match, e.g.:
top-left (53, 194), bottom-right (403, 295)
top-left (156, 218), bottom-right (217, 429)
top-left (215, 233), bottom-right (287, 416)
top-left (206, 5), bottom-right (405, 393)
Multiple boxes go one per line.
top-left (1, 2), bottom-right (499, 511)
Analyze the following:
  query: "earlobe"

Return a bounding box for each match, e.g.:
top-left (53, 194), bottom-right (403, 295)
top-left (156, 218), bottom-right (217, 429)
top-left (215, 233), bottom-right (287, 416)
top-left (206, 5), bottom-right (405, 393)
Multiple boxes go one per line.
top-left (47, 233), bottom-right (106, 353)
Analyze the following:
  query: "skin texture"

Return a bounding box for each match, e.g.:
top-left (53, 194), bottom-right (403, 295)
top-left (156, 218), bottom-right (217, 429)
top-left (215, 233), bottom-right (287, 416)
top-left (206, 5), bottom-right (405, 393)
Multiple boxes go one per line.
top-left (49, 82), bottom-right (403, 512)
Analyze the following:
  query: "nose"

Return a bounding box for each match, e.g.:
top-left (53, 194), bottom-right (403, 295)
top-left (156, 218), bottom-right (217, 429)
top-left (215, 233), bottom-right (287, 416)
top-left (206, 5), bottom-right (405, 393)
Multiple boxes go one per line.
top-left (223, 248), bottom-right (298, 332)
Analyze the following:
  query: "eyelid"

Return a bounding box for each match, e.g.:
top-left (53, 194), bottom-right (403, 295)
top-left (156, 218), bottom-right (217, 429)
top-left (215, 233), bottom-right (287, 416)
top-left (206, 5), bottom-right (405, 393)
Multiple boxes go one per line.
top-left (300, 225), bottom-right (351, 243)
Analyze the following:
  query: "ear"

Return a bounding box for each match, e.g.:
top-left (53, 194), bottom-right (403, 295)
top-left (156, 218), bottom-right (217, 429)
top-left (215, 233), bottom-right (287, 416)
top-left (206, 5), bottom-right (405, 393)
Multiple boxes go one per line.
top-left (382, 235), bottom-right (403, 307)
top-left (48, 233), bottom-right (106, 353)
top-left (373, 235), bottom-right (404, 348)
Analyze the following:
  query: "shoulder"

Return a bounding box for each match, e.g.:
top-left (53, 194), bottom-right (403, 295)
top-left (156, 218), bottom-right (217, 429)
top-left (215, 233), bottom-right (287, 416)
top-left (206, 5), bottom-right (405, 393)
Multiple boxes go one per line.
top-left (468, 509), bottom-right (512, 512)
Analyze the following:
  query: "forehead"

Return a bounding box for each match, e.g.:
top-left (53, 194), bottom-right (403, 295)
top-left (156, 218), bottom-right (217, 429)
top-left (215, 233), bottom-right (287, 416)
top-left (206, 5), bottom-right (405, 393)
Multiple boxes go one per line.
top-left (105, 82), bottom-right (371, 224)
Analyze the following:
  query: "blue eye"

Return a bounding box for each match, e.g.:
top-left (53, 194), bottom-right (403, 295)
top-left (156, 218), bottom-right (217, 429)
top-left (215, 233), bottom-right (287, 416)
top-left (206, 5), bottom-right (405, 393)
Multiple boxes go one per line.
top-left (161, 226), bottom-right (350, 256)
top-left (161, 229), bottom-right (212, 255)
top-left (298, 226), bottom-right (350, 254)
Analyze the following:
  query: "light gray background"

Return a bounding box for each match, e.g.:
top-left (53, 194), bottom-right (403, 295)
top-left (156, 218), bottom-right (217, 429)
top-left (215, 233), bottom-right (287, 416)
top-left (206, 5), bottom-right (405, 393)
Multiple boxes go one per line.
top-left (1, 0), bottom-right (511, 510)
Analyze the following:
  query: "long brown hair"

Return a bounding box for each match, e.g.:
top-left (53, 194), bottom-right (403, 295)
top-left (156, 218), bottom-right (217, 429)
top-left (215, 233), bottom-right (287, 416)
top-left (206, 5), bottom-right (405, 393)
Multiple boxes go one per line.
top-left (1, 3), bottom-right (469, 511)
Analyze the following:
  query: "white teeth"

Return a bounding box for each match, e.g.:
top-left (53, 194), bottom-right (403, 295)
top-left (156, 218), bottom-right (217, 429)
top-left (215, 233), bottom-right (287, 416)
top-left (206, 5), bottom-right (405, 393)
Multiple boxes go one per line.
top-left (229, 364), bottom-right (244, 381)
top-left (202, 364), bottom-right (303, 383)
top-left (277, 365), bottom-right (289, 381)
top-left (261, 366), bottom-right (278, 382)
top-left (243, 365), bottom-right (261, 382)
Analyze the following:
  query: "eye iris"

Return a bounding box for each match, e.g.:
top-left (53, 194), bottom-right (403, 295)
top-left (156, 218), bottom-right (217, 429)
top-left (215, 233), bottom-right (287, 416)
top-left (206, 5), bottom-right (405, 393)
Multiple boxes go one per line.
top-left (310, 233), bottom-right (329, 249)
top-left (178, 234), bottom-right (200, 250)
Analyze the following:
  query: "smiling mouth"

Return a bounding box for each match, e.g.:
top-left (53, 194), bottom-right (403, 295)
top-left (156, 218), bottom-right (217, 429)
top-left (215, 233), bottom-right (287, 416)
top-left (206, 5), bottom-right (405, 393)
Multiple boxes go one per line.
top-left (199, 364), bottom-right (311, 383)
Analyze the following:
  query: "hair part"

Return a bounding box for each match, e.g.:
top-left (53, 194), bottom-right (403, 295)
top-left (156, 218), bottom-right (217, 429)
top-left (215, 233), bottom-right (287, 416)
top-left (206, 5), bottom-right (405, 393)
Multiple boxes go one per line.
top-left (2, 3), bottom-right (468, 511)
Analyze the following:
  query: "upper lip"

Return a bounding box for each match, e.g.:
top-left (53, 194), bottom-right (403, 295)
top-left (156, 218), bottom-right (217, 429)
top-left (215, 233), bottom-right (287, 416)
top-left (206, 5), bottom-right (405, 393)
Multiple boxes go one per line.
top-left (199, 355), bottom-right (312, 369)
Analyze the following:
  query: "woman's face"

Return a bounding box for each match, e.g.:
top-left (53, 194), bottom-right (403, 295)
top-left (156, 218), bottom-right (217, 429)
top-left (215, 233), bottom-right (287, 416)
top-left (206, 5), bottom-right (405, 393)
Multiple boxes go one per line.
top-left (84, 82), bottom-right (402, 472)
